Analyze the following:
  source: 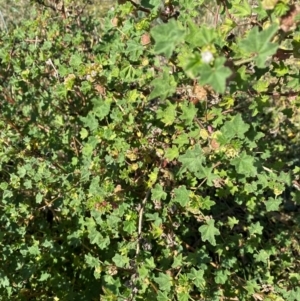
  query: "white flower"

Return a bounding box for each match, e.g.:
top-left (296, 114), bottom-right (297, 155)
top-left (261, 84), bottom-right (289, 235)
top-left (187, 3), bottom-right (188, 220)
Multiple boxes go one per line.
top-left (201, 50), bottom-right (214, 63)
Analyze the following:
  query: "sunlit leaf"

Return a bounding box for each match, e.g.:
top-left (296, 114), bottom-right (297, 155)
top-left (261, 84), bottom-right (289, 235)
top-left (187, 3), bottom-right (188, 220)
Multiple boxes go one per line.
top-left (179, 145), bottom-right (205, 173)
top-left (173, 185), bottom-right (190, 206)
top-left (154, 273), bottom-right (173, 292)
top-left (151, 19), bottom-right (185, 58)
top-left (238, 25), bottom-right (278, 68)
top-left (199, 219), bottom-right (220, 246)
top-left (198, 57), bottom-right (232, 93)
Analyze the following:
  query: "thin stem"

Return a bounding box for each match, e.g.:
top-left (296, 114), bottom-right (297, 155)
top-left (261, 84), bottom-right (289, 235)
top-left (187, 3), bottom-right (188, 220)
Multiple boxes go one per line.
top-left (136, 189), bottom-right (150, 256)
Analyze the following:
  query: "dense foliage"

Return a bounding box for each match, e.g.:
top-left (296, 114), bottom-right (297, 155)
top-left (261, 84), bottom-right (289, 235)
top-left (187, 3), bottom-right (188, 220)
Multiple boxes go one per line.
top-left (1, 0), bottom-right (300, 300)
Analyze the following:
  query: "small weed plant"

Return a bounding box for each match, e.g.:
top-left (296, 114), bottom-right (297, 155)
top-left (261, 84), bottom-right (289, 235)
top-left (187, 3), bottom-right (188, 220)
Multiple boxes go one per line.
top-left (1, 0), bottom-right (300, 300)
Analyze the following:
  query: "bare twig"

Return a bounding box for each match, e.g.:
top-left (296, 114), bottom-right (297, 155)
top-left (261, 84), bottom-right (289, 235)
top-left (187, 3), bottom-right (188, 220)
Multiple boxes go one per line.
top-left (0, 10), bottom-right (8, 32)
top-left (45, 58), bottom-right (59, 78)
top-left (127, 0), bottom-right (152, 14)
top-left (136, 189), bottom-right (151, 256)
top-left (35, 0), bottom-right (57, 12)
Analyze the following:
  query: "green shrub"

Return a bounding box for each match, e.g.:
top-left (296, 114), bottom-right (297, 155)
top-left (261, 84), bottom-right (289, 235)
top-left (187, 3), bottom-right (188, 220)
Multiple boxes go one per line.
top-left (0, 0), bottom-right (300, 300)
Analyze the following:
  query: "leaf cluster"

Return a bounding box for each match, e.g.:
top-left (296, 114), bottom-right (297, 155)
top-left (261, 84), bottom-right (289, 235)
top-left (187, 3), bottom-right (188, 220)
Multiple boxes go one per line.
top-left (1, 0), bottom-right (300, 300)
